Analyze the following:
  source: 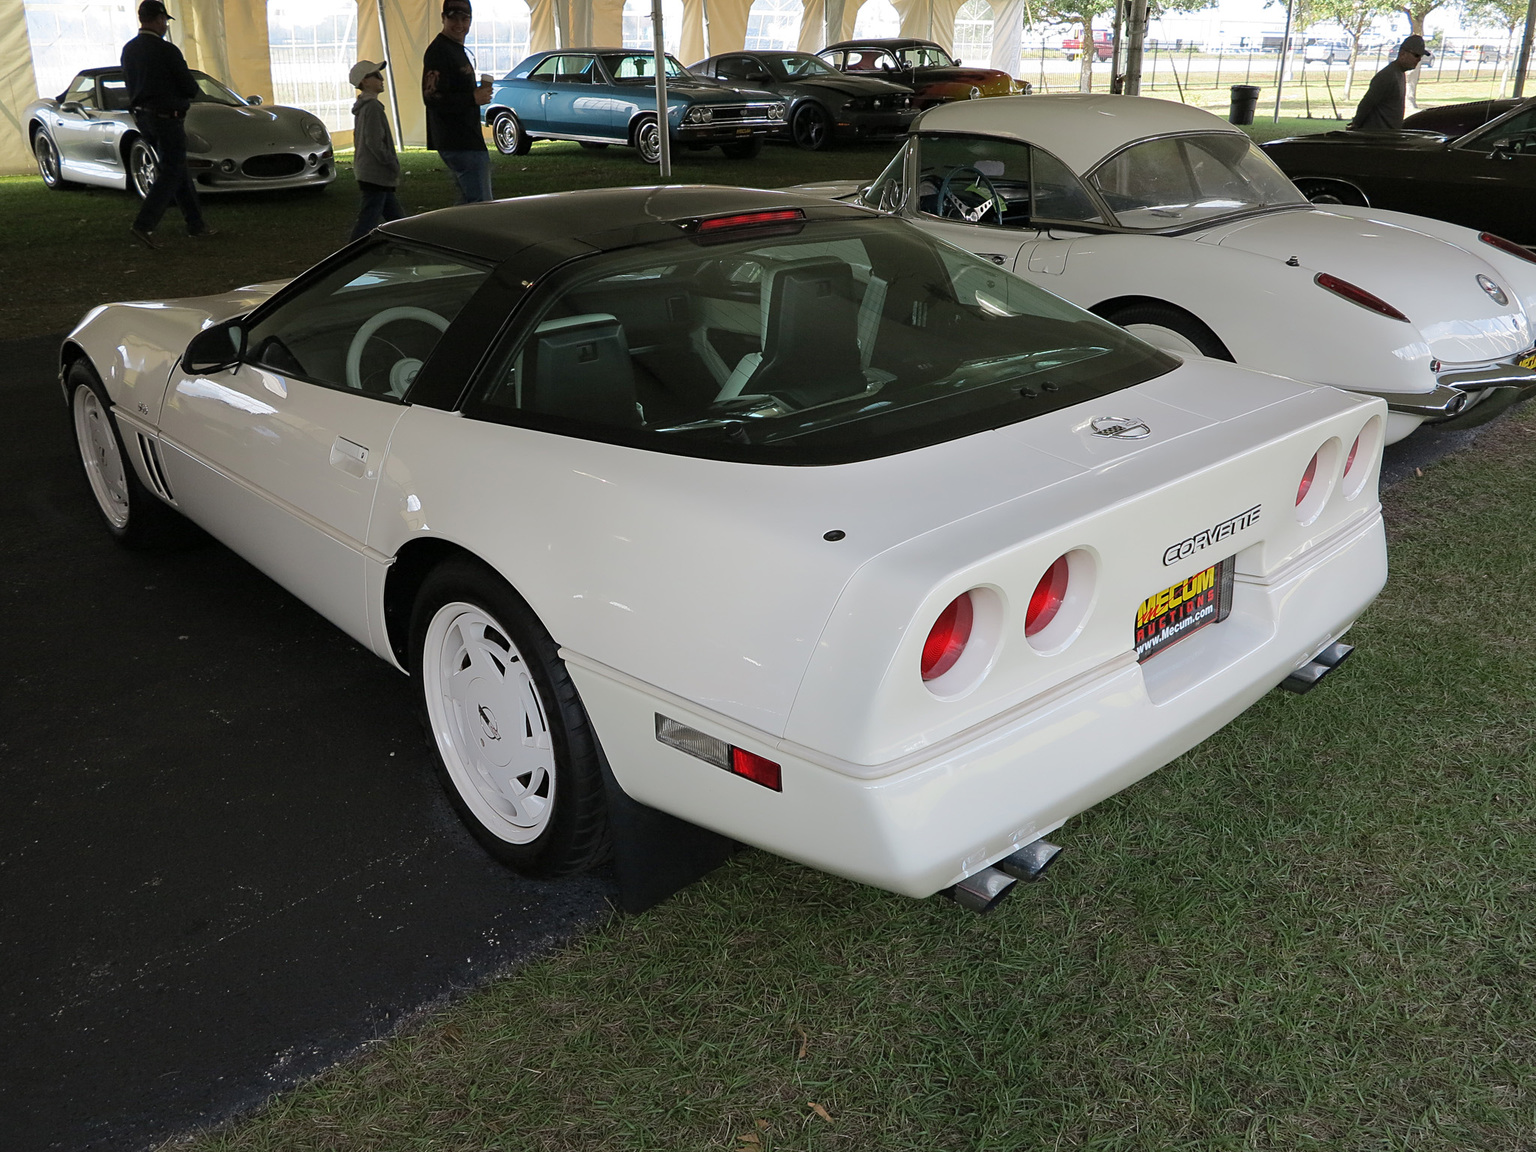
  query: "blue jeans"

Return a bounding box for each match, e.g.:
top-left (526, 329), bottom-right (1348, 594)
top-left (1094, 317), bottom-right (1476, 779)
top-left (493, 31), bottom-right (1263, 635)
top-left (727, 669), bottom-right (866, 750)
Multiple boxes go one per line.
top-left (132, 113), bottom-right (206, 234)
top-left (351, 181), bottom-right (407, 241)
top-left (438, 148), bottom-right (492, 204)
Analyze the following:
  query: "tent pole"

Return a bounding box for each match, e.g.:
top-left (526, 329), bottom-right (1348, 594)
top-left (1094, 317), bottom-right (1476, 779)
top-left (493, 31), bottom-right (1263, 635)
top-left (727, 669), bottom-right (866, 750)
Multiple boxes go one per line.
top-left (1513, 0), bottom-right (1536, 96)
top-left (1272, 0), bottom-right (1295, 122)
top-left (653, 0), bottom-right (671, 177)
top-left (376, 0), bottom-right (403, 146)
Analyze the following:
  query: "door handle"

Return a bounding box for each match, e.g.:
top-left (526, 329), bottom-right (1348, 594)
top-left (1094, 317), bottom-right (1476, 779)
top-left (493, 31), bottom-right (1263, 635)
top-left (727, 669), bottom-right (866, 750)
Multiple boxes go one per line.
top-left (329, 436), bottom-right (368, 478)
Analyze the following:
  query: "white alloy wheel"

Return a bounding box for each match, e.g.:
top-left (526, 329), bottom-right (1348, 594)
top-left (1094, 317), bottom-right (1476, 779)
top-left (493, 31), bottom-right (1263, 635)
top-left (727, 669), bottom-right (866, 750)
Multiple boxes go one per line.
top-left (73, 384), bottom-right (131, 529)
top-left (1122, 322), bottom-right (1209, 358)
top-left (422, 601), bottom-right (557, 845)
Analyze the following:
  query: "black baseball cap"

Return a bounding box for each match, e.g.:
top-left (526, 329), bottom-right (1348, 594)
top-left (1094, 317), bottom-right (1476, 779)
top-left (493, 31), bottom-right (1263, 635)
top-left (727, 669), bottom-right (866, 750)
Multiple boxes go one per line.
top-left (443, 0), bottom-right (472, 14)
top-left (1400, 34), bottom-right (1427, 55)
top-left (139, 0), bottom-right (174, 21)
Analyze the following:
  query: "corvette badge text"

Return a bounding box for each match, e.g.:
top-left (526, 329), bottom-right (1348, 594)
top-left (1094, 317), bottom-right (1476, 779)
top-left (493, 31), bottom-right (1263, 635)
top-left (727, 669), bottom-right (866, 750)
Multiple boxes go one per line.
top-left (1162, 504), bottom-right (1262, 566)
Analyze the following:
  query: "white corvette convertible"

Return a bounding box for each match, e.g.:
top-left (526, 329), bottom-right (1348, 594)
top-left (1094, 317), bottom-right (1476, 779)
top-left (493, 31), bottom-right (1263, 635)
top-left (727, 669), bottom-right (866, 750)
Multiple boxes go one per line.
top-left (805, 95), bottom-right (1536, 444)
top-left (65, 187), bottom-right (1387, 909)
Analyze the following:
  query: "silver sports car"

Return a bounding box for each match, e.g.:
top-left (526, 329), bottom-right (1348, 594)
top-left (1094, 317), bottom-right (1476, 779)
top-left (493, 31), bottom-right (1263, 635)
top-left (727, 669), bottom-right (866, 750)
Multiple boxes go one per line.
top-left (26, 66), bottom-right (335, 197)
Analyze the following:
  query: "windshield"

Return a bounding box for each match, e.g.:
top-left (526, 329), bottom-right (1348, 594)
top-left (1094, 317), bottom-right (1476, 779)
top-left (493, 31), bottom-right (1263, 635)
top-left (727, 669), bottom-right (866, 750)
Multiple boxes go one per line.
top-left (465, 218), bottom-right (1173, 464)
top-left (899, 46), bottom-right (956, 67)
top-left (771, 54), bottom-right (840, 79)
top-left (190, 71), bottom-right (245, 106)
top-left (601, 53), bottom-right (688, 81)
top-left (1091, 133), bottom-right (1305, 229)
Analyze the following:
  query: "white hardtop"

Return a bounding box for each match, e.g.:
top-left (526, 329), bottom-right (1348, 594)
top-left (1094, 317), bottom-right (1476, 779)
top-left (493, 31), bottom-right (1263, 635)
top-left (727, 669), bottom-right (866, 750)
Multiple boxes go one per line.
top-left (916, 94), bottom-right (1244, 176)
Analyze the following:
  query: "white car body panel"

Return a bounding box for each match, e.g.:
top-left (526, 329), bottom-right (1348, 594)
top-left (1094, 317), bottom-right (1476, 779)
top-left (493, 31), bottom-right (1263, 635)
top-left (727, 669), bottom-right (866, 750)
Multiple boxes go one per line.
top-left (61, 203), bottom-right (1390, 898)
top-left (832, 94), bottom-right (1536, 445)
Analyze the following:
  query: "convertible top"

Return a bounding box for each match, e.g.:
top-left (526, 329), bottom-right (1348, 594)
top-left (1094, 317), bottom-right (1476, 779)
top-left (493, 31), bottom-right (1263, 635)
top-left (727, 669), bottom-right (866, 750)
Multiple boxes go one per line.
top-left (380, 184), bottom-right (875, 262)
top-left (917, 94), bottom-right (1244, 175)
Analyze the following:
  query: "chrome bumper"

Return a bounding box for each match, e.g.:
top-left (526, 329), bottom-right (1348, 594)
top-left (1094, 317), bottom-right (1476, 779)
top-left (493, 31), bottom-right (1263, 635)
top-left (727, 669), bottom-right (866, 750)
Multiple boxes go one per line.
top-left (1366, 357), bottom-right (1536, 427)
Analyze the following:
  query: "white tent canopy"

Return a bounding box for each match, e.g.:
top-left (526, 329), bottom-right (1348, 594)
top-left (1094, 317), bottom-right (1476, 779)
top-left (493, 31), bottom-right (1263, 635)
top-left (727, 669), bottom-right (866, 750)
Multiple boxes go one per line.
top-left (2, 0), bottom-right (1017, 174)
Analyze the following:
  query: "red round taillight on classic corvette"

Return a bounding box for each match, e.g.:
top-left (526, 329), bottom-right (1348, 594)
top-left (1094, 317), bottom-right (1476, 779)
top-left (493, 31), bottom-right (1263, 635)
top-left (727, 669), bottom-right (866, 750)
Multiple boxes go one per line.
top-left (1025, 556), bottom-right (1071, 638)
top-left (1296, 452), bottom-right (1319, 506)
top-left (921, 592), bottom-right (974, 681)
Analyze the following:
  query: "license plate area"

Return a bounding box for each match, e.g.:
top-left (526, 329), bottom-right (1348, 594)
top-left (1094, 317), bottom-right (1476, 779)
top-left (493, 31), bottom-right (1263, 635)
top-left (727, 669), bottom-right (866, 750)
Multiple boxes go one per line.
top-left (1519, 348), bottom-right (1536, 370)
top-left (1135, 557), bottom-right (1235, 663)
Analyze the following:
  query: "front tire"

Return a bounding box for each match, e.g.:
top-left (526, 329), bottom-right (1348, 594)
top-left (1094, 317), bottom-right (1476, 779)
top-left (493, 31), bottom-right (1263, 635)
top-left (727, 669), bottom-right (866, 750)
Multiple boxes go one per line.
top-left (34, 130), bottom-right (72, 189)
top-left (1101, 302), bottom-right (1233, 360)
top-left (127, 137), bottom-right (157, 200)
top-left (633, 115), bottom-right (663, 164)
top-left (791, 103), bottom-right (831, 150)
top-left (721, 136), bottom-right (763, 160)
top-left (1293, 178), bottom-right (1368, 207)
top-left (68, 360), bottom-right (189, 548)
top-left (491, 110), bottom-right (532, 156)
top-left (410, 559), bottom-right (609, 877)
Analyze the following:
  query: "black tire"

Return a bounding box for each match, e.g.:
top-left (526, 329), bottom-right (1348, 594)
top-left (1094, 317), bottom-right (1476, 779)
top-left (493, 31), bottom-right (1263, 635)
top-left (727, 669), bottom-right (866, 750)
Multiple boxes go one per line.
top-left (1101, 302), bottom-right (1234, 360)
top-left (791, 102), bottom-right (832, 150)
top-left (633, 115), bottom-right (662, 164)
top-left (491, 110), bottom-right (532, 156)
top-left (33, 129), bottom-right (74, 189)
top-left (409, 558), bottom-right (610, 877)
top-left (578, 141), bottom-right (610, 150)
top-left (721, 135), bottom-right (764, 160)
top-left (67, 359), bottom-right (191, 549)
top-left (1293, 178), bottom-right (1368, 207)
top-left (127, 137), bottom-right (157, 200)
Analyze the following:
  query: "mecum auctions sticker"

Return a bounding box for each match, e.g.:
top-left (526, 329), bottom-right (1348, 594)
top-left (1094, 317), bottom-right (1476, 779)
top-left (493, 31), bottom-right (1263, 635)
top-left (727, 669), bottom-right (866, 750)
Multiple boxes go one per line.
top-left (1135, 557), bottom-right (1236, 663)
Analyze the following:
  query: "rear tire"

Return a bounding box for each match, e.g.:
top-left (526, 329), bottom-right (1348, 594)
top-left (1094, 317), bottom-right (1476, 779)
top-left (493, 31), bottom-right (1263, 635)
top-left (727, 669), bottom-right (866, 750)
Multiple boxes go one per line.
top-left (127, 137), bottom-right (157, 200)
top-left (1101, 302), bottom-right (1233, 360)
top-left (68, 360), bottom-right (191, 549)
top-left (1293, 178), bottom-right (1368, 207)
top-left (409, 559), bottom-right (610, 877)
top-left (492, 110), bottom-right (532, 156)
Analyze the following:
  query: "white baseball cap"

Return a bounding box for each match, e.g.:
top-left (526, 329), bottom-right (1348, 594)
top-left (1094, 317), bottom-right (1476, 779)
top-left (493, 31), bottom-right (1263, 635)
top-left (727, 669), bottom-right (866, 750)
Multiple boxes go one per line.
top-left (349, 60), bottom-right (386, 88)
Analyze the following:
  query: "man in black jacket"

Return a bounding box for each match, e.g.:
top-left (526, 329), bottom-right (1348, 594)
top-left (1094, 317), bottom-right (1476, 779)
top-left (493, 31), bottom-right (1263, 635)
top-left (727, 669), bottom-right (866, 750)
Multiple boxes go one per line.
top-left (121, 0), bottom-right (213, 247)
top-left (422, 0), bottom-right (494, 203)
top-left (1349, 35), bottom-right (1428, 132)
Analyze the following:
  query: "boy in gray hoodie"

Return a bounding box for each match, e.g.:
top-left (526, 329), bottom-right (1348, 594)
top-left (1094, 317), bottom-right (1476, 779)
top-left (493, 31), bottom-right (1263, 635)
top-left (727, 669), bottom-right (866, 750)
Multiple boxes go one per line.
top-left (349, 60), bottom-right (405, 241)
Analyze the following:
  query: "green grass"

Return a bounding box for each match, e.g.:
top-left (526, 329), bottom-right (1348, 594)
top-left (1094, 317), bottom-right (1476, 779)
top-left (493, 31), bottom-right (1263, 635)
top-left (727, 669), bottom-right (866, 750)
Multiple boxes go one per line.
top-left (155, 410), bottom-right (1536, 1151)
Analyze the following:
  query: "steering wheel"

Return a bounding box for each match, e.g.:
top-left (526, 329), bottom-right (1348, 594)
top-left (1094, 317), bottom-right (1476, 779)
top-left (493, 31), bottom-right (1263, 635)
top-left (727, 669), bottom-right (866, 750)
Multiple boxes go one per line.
top-left (937, 165), bottom-right (1005, 225)
top-left (345, 306), bottom-right (450, 396)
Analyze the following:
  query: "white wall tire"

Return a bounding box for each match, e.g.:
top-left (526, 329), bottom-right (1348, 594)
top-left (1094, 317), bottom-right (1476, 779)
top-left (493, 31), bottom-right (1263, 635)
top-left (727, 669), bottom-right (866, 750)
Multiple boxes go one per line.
top-left (410, 560), bottom-right (609, 876)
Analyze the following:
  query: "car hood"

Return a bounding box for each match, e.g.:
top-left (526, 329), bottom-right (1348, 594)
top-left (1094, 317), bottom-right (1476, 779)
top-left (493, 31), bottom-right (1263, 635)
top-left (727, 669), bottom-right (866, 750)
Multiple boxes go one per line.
top-left (1205, 208), bottom-right (1531, 364)
top-left (1263, 130), bottom-right (1451, 153)
top-left (791, 74), bottom-right (912, 98)
top-left (185, 102), bottom-right (327, 147)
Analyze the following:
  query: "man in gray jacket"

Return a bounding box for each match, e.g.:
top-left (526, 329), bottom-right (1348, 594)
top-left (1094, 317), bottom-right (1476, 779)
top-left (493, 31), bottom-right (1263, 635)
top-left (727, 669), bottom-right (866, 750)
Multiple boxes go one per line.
top-left (349, 60), bottom-right (406, 241)
top-left (1349, 35), bottom-right (1428, 132)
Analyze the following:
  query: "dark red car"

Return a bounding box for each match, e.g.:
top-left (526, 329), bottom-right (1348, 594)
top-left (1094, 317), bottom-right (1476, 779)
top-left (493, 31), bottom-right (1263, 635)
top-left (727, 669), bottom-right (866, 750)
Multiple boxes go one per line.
top-left (817, 38), bottom-right (1024, 109)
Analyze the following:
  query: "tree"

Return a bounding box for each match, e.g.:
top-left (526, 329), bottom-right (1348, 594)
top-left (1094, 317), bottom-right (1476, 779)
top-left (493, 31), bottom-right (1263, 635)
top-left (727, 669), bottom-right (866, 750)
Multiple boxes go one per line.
top-left (1398, 0), bottom-right (1441, 104)
top-left (1460, 0), bottom-right (1530, 93)
top-left (1310, 0), bottom-right (1397, 98)
top-left (1038, 0), bottom-right (1213, 93)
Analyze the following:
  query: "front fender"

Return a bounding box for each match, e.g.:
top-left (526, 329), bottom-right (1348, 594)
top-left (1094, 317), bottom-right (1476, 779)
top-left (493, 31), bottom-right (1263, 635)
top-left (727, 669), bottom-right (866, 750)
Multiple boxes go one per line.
top-left (1042, 233), bottom-right (1439, 396)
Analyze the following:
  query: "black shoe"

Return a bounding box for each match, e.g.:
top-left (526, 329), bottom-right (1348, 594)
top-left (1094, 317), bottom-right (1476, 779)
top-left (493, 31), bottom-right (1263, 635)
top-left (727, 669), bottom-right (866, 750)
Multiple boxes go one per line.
top-left (129, 225), bottom-right (161, 250)
top-left (188, 225), bottom-right (220, 238)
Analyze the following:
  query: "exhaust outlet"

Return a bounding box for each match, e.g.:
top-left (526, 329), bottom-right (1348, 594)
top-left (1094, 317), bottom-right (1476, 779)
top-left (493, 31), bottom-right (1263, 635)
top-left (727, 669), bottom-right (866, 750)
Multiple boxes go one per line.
top-left (951, 866), bottom-right (1015, 913)
top-left (1279, 641), bottom-right (1353, 694)
top-left (998, 838), bottom-right (1062, 882)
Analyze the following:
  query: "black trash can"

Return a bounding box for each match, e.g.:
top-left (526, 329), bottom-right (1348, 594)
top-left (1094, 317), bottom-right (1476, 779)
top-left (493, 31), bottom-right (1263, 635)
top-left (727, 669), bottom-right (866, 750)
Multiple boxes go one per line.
top-left (1228, 84), bottom-right (1261, 125)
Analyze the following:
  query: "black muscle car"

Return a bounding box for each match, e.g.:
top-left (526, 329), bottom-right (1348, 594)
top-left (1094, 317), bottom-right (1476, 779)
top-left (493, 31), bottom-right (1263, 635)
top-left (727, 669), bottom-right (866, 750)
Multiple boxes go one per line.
top-left (1261, 96), bottom-right (1536, 242)
top-left (689, 50), bottom-right (916, 149)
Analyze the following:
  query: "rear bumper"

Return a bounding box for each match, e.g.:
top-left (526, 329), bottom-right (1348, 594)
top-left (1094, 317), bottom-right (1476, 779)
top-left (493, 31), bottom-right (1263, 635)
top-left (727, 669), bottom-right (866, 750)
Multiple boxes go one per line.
top-left (567, 508), bottom-right (1387, 899)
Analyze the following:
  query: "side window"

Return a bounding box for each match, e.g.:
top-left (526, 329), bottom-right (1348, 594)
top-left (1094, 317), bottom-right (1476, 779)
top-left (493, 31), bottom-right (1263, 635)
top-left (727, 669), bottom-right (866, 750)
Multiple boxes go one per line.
top-left (818, 51), bottom-right (845, 70)
top-left (529, 56), bottom-right (563, 81)
top-left (717, 56), bottom-right (753, 81)
top-left (915, 134), bottom-right (1035, 228)
top-left (99, 76), bottom-right (130, 110)
top-left (556, 55), bottom-right (595, 83)
top-left (1029, 149), bottom-right (1104, 224)
top-left (244, 243), bottom-right (490, 398)
top-left (1463, 107), bottom-right (1536, 154)
top-left (65, 74), bottom-right (98, 107)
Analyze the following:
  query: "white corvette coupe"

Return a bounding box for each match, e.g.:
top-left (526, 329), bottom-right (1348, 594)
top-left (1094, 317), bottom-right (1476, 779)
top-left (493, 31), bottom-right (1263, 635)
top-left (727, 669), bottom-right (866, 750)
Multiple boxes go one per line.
top-left (808, 95), bottom-right (1536, 444)
top-left (64, 187), bottom-right (1387, 909)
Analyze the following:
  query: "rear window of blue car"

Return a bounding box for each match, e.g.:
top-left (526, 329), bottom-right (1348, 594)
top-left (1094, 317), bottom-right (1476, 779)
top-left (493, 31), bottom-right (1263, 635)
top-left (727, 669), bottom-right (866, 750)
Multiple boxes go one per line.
top-left (463, 217), bottom-right (1176, 465)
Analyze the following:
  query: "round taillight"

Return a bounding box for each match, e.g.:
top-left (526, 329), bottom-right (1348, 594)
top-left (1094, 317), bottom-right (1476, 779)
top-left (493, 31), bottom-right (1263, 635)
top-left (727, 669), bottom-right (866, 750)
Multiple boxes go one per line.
top-left (1344, 435), bottom-right (1360, 475)
top-left (1025, 556), bottom-right (1070, 638)
top-left (1296, 453), bottom-right (1319, 506)
top-left (921, 593), bottom-right (974, 681)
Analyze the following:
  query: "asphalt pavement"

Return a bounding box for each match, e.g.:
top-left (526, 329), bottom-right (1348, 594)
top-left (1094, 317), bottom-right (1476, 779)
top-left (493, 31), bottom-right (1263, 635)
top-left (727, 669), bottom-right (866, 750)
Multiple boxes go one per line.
top-left (0, 334), bottom-right (615, 1152)
top-left (0, 330), bottom-right (1514, 1152)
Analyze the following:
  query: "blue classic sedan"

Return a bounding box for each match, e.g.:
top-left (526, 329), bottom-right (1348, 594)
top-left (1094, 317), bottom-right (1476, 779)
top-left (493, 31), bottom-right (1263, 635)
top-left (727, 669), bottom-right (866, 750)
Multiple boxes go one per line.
top-left (486, 49), bottom-right (786, 162)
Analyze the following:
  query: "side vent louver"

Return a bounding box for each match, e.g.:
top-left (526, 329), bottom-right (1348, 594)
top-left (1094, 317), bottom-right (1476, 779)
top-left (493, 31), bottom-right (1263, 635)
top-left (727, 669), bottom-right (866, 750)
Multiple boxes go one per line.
top-left (135, 434), bottom-right (175, 502)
